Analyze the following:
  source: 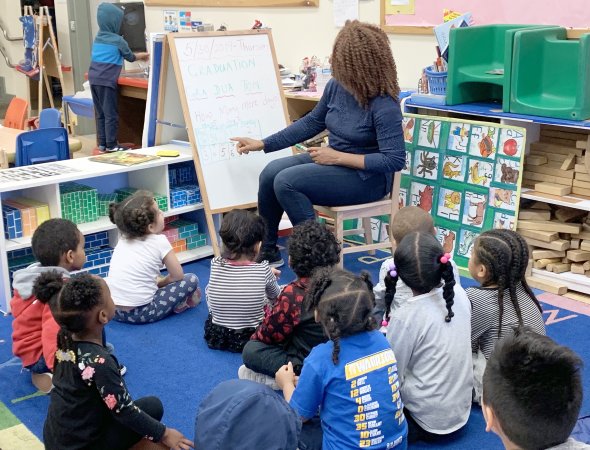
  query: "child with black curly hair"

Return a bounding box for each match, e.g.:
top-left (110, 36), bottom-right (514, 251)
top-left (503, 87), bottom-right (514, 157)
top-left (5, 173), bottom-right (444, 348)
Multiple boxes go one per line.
top-left (384, 231), bottom-right (472, 443)
top-left (276, 267), bottom-right (407, 450)
top-left (107, 191), bottom-right (200, 324)
top-left (467, 229), bottom-right (545, 404)
top-left (205, 209), bottom-right (281, 352)
top-left (35, 271), bottom-right (193, 450)
top-left (240, 220), bottom-right (340, 387)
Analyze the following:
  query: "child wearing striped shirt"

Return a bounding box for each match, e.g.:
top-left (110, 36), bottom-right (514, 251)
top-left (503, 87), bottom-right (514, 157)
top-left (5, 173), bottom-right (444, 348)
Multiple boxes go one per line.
top-left (467, 229), bottom-right (546, 404)
top-left (205, 209), bottom-right (281, 353)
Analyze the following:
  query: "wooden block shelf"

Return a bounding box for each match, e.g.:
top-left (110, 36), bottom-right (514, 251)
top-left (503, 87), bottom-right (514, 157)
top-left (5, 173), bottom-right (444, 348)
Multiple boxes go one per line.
top-left (0, 145), bottom-right (214, 313)
top-left (403, 98), bottom-right (590, 298)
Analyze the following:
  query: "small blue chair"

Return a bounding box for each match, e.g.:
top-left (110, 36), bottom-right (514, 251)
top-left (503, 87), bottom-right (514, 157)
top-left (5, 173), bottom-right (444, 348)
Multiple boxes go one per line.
top-left (15, 127), bottom-right (70, 166)
top-left (38, 108), bottom-right (61, 128)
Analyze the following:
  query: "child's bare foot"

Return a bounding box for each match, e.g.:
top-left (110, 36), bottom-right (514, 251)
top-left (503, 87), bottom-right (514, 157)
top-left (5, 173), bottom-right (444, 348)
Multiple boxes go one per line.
top-left (189, 287), bottom-right (202, 307)
top-left (32, 372), bottom-right (53, 394)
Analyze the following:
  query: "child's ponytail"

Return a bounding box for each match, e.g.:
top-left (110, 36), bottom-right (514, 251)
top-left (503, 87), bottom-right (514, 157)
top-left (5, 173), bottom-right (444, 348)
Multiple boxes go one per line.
top-left (325, 317), bottom-right (342, 365)
top-left (383, 264), bottom-right (399, 325)
top-left (33, 271), bottom-right (74, 351)
top-left (440, 257), bottom-right (455, 322)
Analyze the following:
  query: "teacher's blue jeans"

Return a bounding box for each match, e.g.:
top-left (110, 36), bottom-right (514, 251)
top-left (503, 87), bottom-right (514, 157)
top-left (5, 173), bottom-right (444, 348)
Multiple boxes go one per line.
top-left (259, 152), bottom-right (388, 249)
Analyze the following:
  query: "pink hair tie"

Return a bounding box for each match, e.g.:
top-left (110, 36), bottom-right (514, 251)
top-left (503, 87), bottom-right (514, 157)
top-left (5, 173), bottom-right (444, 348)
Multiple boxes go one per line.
top-left (440, 253), bottom-right (451, 264)
top-left (381, 319), bottom-right (388, 327)
top-left (388, 261), bottom-right (397, 278)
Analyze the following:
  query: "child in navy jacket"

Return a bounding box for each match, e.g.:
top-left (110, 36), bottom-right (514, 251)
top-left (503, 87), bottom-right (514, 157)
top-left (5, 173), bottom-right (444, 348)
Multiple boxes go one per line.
top-left (88, 3), bottom-right (148, 152)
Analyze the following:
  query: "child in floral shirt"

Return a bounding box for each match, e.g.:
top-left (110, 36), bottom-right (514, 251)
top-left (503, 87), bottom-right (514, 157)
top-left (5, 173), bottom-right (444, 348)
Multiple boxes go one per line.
top-left (34, 270), bottom-right (193, 450)
top-left (240, 220), bottom-right (340, 386)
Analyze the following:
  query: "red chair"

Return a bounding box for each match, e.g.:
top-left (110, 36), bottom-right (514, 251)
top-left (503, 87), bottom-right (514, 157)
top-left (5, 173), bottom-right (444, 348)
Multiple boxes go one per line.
top-left (4, 97), bottom-right (29, 130)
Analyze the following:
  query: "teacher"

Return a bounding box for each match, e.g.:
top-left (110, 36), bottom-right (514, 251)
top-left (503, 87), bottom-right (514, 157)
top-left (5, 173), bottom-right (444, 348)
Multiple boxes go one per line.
top-left (232, 21), bottom-right (406, 268)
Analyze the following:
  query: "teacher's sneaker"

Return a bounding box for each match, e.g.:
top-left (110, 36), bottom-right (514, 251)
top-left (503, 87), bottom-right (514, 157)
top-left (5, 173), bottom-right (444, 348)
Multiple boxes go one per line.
top-left (256, 247), bottom-right (284, 268)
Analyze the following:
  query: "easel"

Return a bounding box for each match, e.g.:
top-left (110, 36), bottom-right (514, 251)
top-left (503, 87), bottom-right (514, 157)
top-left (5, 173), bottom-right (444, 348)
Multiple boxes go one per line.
top-left (154, 31), bottom-right (291, 256)
top-left (22, 5), bottom-right (66, 113)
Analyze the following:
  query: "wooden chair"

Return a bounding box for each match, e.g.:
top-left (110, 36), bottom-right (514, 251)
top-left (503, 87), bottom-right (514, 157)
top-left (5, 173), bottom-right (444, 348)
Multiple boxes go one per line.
top-left (0, 149), bottom-right (8, 169)
top-left (4, 97), bottom-right (29, 130)
top-left (314, 172), bottom-right (401, 268)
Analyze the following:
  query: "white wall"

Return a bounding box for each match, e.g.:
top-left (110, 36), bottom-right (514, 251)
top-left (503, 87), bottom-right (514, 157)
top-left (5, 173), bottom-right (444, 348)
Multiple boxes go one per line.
top-left (142, 1), bottom-right (435, 89)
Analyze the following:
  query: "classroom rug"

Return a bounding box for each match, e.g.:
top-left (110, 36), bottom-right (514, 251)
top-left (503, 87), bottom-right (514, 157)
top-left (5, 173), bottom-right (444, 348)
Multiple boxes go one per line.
top-left (1, 246), bottom-right (589, 450)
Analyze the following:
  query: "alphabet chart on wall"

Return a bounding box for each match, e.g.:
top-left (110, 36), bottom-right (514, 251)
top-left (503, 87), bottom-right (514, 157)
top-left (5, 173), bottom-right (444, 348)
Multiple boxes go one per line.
top-left (399, 114), bottom-right (526, 269)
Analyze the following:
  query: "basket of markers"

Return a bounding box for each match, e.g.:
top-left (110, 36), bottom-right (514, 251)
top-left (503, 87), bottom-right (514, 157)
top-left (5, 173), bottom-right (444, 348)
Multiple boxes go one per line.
top-left (424, 65), bottom-right (447, 95)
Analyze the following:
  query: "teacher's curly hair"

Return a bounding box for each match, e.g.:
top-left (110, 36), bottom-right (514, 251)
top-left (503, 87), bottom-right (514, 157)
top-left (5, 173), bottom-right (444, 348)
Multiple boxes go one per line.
top-left (331, 20), bottom-right (401, 108)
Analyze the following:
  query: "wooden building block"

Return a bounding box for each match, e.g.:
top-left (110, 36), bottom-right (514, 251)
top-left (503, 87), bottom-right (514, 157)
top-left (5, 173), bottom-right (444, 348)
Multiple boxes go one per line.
top-left (518, 229), bottom-right (559, 242)
top-left (541, 129), bottom-right (590, 142)
top-left (547, 263), bottom-right (571, 273)
top-left (524, 164), bottom-right (575, 179)
top-left (518, 209), bottom-right (551, 221)
top-left (535, 182), bottom-right (571, 196)
top-left (561, 154), bottom-right (576, 170)
top-left (572, 231), bottom-right (590, 240)
top-left (526, 276), bottom-right (567, 295)
top-left (571, 239), bottom-right (581, 249)
top-left (571, 187), bottom-right (590, 197)
top-left (526, 155), bottom-right (548, 166)
top-left (522, 170), bottom-right (573, 186)
top-left (517, 220), bottom-right (581, 234)
top-left (566, 249), bottom-right (590, 262)
top-left (575, 164), bottom-right (588, 173)
top-left (531, 142), bottom-right (584, 157)
top-left (576, 139), bottom-right (589, 150)
top-left (526, 259), bottom-right (533, 277)
top-left (523, 237), bottom-right (570, 251)
top-left (571, 263), bottom-right (586, 274)
top-left (534, 258), bottom-right (562, 269)
top-left (531, 249), bottom-right (566, 259)
top-left (581, 240), bottom-right (590, 251)
top-left (554, 208), bottom-right (587, 222)
top-left (529, 202), bottom-right (552, 211)
top-left (573, 179), bottom-right (590, 190)
top-left (575, 172), bottom-right (590, 182)
top-left (564, 291), bottom-right (590, 304)
top-left (529, 150), bottom-right (570, 163)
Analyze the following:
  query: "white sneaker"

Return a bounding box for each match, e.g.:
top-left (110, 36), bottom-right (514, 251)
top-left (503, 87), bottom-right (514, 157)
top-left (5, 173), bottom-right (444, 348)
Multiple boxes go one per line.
top-left (238, 364), bottom-right (280, 390)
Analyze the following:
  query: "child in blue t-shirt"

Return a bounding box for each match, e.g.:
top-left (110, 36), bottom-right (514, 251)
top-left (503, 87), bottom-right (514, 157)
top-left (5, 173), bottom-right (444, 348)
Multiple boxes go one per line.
top-left (276, 268), bottom-right (407, 450)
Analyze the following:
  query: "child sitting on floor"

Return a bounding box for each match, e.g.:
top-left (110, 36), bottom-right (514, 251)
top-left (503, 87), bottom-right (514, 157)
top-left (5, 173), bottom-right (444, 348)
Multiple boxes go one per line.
top-left (11, 218), bottom-right (87, 393)
top-left (240, 220), bottom-right (340, 386)
top-left (205, 209), bottom-right (281, 352)
top-left (467, 229), bottom-right (546, 403)
top-left (372, 206), bottom-right (464, 327)
top-left (276, 268), bottom-right (407, 450)
top-left (107, 191), bottom-right (200, 324)
top-left (482, 327), bottom-right (588, 450)
top-left (384, 231), bottom-right (472, 443)
top-left (35, 271), bottom-right (193, 450)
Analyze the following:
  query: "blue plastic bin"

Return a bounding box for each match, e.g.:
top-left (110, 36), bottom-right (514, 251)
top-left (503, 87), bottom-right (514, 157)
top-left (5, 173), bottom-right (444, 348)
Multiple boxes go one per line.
top-left (425, 66), bottom-right (448, 95)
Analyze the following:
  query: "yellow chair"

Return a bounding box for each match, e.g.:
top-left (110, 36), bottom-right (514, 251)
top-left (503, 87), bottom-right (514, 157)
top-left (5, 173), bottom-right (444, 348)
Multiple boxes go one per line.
top-left (314, 173), bottom-right (401, 268)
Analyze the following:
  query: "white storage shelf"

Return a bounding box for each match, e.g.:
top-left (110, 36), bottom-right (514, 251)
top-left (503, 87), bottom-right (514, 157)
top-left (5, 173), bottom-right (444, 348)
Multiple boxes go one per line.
top-left (0, 145), bottom-right (214, 312)
top-left (403, 99), bottom-right (590, 293)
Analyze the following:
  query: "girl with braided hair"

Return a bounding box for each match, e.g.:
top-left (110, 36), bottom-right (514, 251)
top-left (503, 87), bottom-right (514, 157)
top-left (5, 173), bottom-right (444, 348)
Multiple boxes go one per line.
top-left (467, 229), bottom-right (545, 403)
top-left (384, 231), bottom-right (472, 443)
top-left (231, 20), bottom-right (405, 268)
top-left (276, 268), bottom-right (408, 450)
top-left (35, 271), bottom-right (193, 450)
top-left (106, 191), bottom-right (200, 324)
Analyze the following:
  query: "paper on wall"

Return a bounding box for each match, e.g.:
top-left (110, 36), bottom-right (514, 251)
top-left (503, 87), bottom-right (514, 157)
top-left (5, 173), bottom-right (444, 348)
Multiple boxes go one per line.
top-left (334, 0), bottom-right (359, 27)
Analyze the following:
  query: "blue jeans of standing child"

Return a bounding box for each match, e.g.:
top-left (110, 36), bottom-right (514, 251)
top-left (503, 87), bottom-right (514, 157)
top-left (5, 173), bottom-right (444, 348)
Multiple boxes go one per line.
top-left (90, 84), bottom-right (119, 150)
top-left (114, 274), bottom-right (200, 324)
top-left (258, 152), bottom-right (388, 249)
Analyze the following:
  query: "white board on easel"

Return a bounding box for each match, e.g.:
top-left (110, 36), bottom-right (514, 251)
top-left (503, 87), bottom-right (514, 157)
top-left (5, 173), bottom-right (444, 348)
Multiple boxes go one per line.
top-left (158, 30), bottom-right (293, 254)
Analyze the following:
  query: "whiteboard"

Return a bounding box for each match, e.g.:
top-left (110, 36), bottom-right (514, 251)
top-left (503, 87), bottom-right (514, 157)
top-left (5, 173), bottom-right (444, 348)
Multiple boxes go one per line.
top-left (168, 31), bottom-right (292, 212)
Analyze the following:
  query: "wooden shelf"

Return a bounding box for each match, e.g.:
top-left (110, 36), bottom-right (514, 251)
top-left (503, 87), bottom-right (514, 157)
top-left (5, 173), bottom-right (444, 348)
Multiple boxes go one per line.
top-left (521, 188), bottom-right (590, 212)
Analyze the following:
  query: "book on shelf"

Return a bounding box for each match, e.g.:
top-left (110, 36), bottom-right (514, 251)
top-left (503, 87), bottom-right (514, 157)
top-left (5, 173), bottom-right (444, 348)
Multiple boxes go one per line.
top-left (89, 152), bottom-right (160, 166)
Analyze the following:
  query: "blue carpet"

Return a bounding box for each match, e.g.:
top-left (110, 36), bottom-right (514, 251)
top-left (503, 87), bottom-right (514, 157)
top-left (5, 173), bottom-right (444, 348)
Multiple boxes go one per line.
top-left (1, 243), bottom-right (589, 449)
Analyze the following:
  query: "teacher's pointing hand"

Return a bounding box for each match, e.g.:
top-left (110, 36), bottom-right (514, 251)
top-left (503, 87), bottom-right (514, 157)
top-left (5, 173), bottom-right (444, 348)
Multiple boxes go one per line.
top-left (231, 137), bottom-right (264, 155)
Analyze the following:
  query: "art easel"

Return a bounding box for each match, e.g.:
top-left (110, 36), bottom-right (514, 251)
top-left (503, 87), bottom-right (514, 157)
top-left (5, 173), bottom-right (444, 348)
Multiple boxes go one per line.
top-left (22, 5), bottom-right (66, 112)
